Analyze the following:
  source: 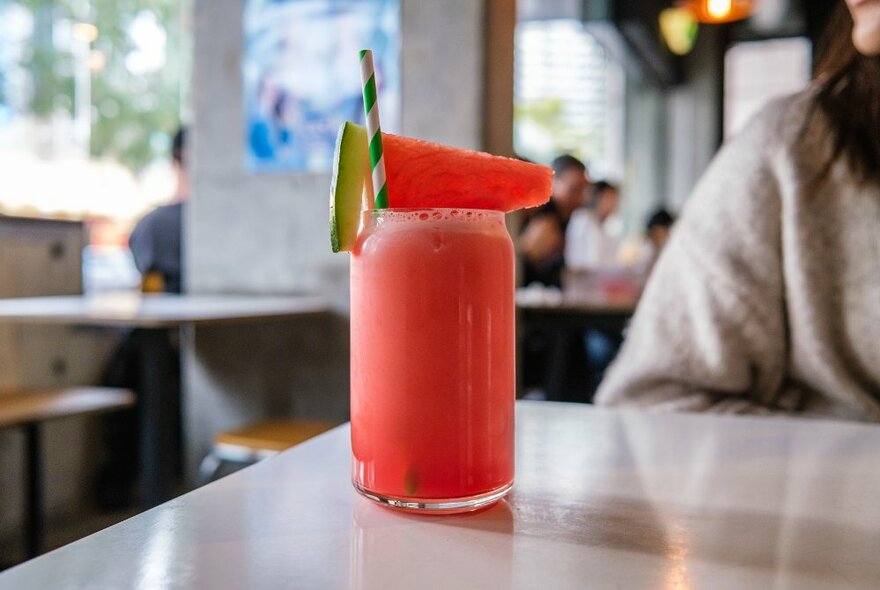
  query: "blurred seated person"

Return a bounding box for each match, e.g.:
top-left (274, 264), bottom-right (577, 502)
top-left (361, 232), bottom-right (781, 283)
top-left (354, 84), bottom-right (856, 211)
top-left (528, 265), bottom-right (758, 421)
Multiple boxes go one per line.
top-left (97, 127), bottom-right (187, 507)
top-left (646, 208), bottom-right (674, 251)
top-left (129, 127), bottom-right (188, 293)
top-left (635, 208), bottom-right (676, 274)
top-left (518, 155), bottom-right (589, 287)
top-left (565, 181), bottom-right (623, 271)
top-left (597, 1), bottom-right (880, 420)
top-left (564, 181), bottom-right (628, 395)
top-left (517, 155), bottom-right (590, 399)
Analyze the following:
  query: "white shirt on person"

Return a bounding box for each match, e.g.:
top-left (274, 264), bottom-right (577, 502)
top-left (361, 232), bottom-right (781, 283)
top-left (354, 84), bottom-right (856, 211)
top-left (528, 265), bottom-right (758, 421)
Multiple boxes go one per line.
top-left (565, 208), bottom-right (622, 271)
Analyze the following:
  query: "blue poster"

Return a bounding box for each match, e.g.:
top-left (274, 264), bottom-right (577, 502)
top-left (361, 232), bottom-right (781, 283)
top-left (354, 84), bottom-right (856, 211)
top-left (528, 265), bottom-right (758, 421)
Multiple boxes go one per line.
top-left (243, 0), bottom-right (400, 173)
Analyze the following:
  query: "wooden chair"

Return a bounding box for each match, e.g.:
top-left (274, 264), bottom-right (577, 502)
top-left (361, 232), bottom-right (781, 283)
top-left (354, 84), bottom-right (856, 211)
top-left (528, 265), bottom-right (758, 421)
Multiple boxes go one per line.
top-left (0, 387), bottom-right (135, 560)
top-left (198, 419), bottom-right (339, 485)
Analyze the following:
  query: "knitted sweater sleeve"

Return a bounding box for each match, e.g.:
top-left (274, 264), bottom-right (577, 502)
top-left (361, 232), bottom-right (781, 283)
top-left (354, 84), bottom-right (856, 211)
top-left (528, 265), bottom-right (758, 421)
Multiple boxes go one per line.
top-left (596, 100), bottom-right (795, 414)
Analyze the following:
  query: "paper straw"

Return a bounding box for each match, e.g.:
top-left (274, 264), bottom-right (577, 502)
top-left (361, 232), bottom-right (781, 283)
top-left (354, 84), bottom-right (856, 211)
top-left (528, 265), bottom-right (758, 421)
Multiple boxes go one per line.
top-left (359, 49), bottom-right (389, 209)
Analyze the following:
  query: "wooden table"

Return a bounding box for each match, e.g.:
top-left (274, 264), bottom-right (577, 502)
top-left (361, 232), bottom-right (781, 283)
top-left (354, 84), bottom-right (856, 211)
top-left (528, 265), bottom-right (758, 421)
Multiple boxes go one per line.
top-left (2, 401), bottom-right (878, 589)
top-left (0, 294), bottom-right (331, 507)
top-left (517, 288), bottom-right (638, 402)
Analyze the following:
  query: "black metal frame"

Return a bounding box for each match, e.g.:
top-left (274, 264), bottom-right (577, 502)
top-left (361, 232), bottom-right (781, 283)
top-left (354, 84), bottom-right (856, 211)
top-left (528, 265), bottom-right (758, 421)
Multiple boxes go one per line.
top-left (23, 422), bottom-right (44, 559)
top-left (137, 328), bottom-right (178, 508)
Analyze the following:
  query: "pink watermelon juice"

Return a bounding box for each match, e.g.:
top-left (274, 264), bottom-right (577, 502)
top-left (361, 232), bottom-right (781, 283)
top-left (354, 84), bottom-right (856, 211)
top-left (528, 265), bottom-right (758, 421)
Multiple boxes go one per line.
top-left (350, 208), bottom-right (515, 511)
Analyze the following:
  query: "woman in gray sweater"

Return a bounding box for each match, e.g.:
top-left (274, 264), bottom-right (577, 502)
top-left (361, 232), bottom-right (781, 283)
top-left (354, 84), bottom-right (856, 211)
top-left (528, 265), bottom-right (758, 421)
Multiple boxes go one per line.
top-left (596, 1), bottom-right (880, 421)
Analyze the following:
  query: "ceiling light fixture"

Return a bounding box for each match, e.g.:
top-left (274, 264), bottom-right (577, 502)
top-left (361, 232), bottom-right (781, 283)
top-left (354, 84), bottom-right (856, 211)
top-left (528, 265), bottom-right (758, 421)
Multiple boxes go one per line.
top-left (678, 0), bottom-right (755, 24)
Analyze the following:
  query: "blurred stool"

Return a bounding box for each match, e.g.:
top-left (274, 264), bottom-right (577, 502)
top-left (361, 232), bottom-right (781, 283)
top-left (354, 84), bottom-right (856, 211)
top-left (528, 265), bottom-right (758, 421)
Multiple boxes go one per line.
top-left (0, 387), bottom-right (135, 560)
top-left (198, 419), bottom-right (338, 485)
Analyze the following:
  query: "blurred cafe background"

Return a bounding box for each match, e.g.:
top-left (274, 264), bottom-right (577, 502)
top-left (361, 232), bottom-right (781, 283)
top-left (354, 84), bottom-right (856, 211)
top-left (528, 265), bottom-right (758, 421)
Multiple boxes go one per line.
top-left (0, 0), bottom-right (844, 567)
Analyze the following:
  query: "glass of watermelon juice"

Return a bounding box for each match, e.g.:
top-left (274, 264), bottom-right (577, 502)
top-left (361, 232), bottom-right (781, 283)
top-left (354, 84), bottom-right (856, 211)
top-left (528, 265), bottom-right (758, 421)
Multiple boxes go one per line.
top-left (350, 207), bottom-right (515, 513)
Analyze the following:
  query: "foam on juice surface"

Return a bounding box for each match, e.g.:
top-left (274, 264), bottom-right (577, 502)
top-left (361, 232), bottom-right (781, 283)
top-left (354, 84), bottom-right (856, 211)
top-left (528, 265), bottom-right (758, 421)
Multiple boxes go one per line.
top-left (371, 208), bottom-right (494, 223)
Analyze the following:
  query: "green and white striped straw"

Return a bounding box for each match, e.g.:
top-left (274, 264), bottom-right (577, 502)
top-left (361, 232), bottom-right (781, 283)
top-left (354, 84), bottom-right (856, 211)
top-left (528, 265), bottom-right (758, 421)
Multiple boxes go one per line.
top-left (359, 49), bottom-right (389, 209)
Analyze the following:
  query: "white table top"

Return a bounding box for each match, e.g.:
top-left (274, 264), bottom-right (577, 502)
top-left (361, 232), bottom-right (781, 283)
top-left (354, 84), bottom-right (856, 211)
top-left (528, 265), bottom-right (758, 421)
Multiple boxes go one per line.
top-left (2, 401), bottom-right (879, 589)
top-left (0, 293), bottom-right (332, 327)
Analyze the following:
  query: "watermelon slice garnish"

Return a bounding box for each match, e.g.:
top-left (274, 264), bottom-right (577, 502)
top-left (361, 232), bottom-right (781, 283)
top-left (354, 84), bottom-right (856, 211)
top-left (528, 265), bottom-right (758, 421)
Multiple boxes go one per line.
top-left (382, 132), bottom-right (552, 211)
top-left (329, 122), bottom-right (552, 252)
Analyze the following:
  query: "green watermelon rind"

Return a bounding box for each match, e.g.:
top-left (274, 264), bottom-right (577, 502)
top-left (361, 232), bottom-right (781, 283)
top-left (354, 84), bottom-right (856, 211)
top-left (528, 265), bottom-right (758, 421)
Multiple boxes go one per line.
top-left (330, 122), bottom-right (370, 253)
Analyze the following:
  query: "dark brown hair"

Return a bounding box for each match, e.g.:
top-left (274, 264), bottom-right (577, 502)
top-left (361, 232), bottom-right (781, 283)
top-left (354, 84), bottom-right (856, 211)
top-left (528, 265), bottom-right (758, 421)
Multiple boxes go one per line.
top-left (812, 4), bottom-right (880, 179)
top-left (172, 126), bottom-right (187, 166)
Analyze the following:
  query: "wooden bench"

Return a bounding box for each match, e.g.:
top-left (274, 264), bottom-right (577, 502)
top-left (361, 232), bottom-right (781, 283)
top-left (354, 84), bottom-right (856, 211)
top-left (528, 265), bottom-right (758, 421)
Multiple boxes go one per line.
top-left (198, 419), bottom-right (339, 485)
top-left (0, 387), bottom-right (135, 560)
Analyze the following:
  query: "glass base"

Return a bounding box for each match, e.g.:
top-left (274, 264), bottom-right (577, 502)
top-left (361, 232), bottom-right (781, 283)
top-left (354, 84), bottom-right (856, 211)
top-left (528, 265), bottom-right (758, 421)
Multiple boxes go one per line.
top-left (353, 480), bottom-right (513, 515)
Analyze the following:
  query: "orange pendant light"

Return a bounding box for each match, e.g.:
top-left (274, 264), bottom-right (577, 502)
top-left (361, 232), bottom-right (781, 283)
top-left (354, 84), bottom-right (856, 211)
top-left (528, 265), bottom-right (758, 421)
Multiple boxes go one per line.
top-left (678, 0), bottom-right (755, 24)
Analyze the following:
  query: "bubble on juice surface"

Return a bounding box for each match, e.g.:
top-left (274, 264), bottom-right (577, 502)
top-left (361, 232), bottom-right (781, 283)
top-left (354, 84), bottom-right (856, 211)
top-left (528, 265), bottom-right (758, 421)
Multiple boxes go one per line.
top-left (381, 209), bottom-right (503, 224)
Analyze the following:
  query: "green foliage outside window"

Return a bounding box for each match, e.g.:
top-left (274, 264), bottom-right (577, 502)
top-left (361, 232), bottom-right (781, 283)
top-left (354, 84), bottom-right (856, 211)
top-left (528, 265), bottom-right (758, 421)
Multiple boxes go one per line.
top-left (6, 0), bottom-right (187, 172)
top-left (514, 98), bottom-right (601, 165)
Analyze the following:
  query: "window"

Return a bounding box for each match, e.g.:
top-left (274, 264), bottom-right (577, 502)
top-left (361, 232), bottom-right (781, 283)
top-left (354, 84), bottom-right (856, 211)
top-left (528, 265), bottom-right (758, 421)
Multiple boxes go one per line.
top-left (514, 19), bottom-right (624, 180)
top-left (724, 37), bottom-right (811, 138)
top-left (0, 1), bottom-right (189, 222)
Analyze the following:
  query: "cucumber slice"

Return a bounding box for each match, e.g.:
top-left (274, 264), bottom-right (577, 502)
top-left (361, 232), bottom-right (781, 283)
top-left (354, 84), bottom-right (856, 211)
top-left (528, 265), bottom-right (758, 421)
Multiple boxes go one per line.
top-left (330, 121), bottom-right (371, 253)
